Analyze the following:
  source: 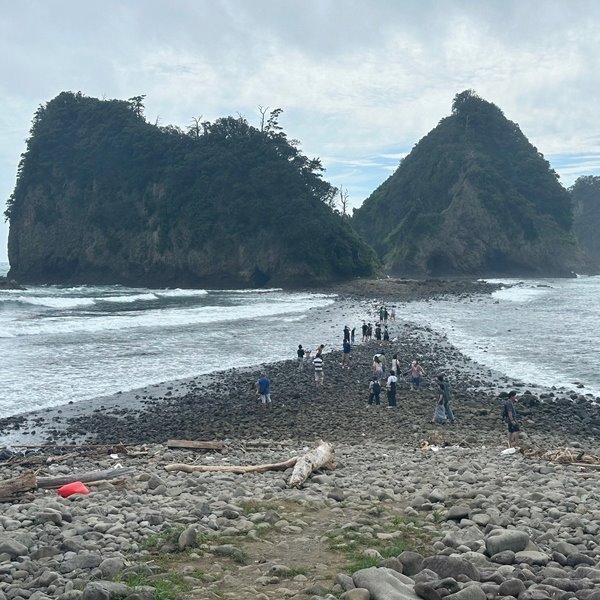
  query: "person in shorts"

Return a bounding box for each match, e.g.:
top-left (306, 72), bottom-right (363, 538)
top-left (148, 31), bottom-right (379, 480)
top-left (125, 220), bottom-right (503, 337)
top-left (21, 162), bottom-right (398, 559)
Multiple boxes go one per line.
top-left (255, 371), bottom-right (271, 409)
top-left (502, 390), bottom-right (520, 447)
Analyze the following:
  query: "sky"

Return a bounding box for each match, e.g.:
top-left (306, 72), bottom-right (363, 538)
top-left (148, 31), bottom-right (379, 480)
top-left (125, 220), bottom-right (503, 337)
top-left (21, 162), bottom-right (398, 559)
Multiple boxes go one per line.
top-left (2, 0), bottom-right (600, 264)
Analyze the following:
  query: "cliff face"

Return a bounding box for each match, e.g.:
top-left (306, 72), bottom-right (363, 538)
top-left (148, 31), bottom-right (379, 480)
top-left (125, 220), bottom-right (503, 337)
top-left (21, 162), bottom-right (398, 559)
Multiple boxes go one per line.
top-left (571, 176), bottom-right (600, 267)
top-left (353, 90), bottom-right (593, 277)
top-left (7, 92), bottom-right (378, 287)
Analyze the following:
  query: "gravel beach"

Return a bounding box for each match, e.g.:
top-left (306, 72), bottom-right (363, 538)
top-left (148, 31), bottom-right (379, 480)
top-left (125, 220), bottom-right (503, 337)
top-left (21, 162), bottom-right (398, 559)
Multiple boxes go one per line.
top-left (2, 279), bottom-right (600, 600)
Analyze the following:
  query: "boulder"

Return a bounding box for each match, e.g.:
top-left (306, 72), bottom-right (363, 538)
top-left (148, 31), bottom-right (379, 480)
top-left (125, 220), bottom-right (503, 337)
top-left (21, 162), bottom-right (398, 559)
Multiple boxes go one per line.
top-left (485, 529), bottom-right (529, 556)
top-left (422, 556), bottom-right (480, 582)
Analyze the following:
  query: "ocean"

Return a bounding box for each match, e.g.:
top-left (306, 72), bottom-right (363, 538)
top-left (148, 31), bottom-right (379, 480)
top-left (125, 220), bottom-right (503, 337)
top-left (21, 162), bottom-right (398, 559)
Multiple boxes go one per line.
top-left (2, 260), bottom-right (599, 419)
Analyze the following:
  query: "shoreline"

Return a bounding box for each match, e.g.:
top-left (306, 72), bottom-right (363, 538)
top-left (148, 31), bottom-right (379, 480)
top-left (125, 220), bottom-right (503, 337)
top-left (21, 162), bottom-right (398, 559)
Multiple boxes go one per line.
top-left (2, 277), bottom-right (598, 450)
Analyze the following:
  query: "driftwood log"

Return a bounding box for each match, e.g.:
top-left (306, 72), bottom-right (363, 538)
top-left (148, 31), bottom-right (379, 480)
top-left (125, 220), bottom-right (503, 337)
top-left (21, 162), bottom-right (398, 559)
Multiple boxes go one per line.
top-left (166, 439), bottom-right (224, 451)
top-left (164, 457), bottom-right (297, 474)
top-left (37, 467), bottom-right (136, 489)
top-left (164, 440), bottom-right (336, 488)
top-left (0, 471), bottom-right (37, 501)
top-left (288, 440), bottom-right (336, 488)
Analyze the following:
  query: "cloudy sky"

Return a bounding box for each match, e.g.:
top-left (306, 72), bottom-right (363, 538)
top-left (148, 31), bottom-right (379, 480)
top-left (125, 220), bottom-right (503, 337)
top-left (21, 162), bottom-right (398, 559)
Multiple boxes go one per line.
top-left (2, 0), bottom-right (600, 263)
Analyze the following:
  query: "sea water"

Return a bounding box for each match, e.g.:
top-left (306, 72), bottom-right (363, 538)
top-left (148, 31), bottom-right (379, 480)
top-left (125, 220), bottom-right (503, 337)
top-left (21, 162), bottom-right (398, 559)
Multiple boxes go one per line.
top-left (2, 260), bottom-right (599, 418)
top-left (407, 276), bottom-right (600, 397)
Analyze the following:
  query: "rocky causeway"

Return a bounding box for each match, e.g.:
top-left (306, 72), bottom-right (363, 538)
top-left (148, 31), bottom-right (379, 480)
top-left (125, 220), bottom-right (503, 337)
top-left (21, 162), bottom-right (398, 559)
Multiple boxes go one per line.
top-left (1, 279), bottom-right (600, 600)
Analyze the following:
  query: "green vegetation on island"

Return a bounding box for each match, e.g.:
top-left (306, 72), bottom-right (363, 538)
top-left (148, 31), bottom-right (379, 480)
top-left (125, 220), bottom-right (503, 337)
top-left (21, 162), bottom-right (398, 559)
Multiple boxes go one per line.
top-left (6, 92), bottom-right (378, 287)
top-left (571, 175), bottom-right (600, 266)
top-left (352, 90), bottom-right (592, 277)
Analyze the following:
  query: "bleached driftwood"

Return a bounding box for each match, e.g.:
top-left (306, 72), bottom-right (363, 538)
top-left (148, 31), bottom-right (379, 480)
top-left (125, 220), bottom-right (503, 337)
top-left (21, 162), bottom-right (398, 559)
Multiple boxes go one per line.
top-left (164, 457), bottom-right (297, 474)
top-left (288, 440), bottom-right (336, 488)
top-left (166, 439), bottom-right (224, 451)
top-left (164, 440), bottom-right (336, 487)
top-left (0, 471), bottom-right (37, 501)
top-left (37, 467), bottom-right (136, 489)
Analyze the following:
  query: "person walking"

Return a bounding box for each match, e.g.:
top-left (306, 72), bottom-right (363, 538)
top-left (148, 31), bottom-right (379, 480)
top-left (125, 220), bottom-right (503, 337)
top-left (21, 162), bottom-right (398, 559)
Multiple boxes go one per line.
top-left (255, 371), bottom-right (271, 409)
top-left (368, 376), bottom-right (381, 406)
top-left (437, 374), bottom-right (455, 423)
top-left (386, 370), bottom-right (398, 408)
top-left (313, 352), bottom-right (324, 388)
top-left (502, 391), bottom-right (520, 447)
top-left (297, 344), bottom-right (305, 370)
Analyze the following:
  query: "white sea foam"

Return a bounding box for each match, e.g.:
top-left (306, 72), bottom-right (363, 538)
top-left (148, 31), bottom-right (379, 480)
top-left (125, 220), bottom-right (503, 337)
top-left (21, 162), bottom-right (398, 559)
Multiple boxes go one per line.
top-left (223, 288), bottom-right (283, 294)
top-left (98, 293), bottom-right (158, 303)
top-left (13, 296), bottom-right (96, 309)
top-left (7, 296), bottom-right (336, 336)
top-left (491, 286), bottom-right (551, 303)
top-left (155, 289), bottom-right (209, 297)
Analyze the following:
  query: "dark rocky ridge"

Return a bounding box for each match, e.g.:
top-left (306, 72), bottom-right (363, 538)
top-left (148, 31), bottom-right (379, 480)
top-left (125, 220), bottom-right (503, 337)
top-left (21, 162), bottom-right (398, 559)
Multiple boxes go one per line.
top-left (353, 90), bottom-right (595, 277)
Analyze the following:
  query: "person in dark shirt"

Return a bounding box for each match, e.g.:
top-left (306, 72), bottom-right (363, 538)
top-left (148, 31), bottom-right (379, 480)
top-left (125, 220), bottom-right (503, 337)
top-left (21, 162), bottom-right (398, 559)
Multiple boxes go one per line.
top-left (437, 374), bottom-right (455, 423)
top-left (368, 376), bottom-right (381, 406)
top-left (502, 390), bottom-right (520, 448)
top-left (342, 339), bottom-right (351, 367)
top-left (296, 344), bottom-right (305, 370)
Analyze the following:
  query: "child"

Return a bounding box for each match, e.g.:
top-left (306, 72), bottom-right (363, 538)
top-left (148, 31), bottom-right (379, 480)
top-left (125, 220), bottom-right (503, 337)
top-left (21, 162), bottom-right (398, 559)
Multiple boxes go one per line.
top-left (368, 377), bottom-right (381, 406)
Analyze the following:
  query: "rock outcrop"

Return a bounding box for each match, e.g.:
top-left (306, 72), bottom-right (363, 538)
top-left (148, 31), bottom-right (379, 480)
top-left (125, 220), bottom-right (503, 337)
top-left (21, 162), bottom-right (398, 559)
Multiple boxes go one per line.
top-left (353, 90), bottom-right (594, 277)
top-left (6, 92), bottom-right (377, 287)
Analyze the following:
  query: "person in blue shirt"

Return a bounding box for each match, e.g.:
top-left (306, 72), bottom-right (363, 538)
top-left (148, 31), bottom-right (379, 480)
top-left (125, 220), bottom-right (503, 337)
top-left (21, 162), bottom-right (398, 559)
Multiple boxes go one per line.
top-left (255, 371), bottom-right (271, 409)
top-left (342, 339), bottom-right (351, 368)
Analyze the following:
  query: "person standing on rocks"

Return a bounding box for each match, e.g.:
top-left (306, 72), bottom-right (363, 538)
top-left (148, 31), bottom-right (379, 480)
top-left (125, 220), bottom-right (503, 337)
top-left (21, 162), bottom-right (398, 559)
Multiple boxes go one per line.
top-left (437, 374), bottom-right (455, 423)
top-left (368, 376), bottom-right (381, 406)
top-left (372, 355), bottom-right (384, 383)
top-left (343, 325), bottom-right (350, 343)
top-left (391, 353), bottom-right (401, 376)
top-left (255, 371), bottom-right (272, 409)
top-left (351, 327), bottom-right (356, 344)
top-left (367, 323), bottom-right (373, 341)
top-left (313, 353), bottom-right (324, 388)
top-left (386, 370), bottom-right (398, 408)
top-left (408, 360), bottom-right (426, 391)
top-left (297, 344), bottom-right (305, 370)
top-left (375, 323), bottom-right (382, 342)
top-left (390, 307), bottom-right (396, 321)
top-left (383, 325), bottom-right (390, 342)
top-left (342, 338), bottom-right (351, 368)
top-left (361, 321), bottom-right (368, 342)
top-left (502, 390), bottom-right (520, 447)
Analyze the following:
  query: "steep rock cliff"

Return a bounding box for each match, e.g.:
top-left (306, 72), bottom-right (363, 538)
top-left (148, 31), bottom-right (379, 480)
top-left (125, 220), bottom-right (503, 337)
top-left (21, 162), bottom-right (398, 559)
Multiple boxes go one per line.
top-left (353, 90), bottom-right (592, 277)
top-left (571, 176), bottom-right (600, 266)
top-left (7, 92), bottom-right (378, 287)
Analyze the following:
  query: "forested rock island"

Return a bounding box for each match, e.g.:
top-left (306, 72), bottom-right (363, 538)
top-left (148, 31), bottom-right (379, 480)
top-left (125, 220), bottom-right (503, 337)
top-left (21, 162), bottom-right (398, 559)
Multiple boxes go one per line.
top-left (6, 92), bottom-right (377, 287)
top-left (353, 90), bottom-right (595, 277)
top-left (5, 90), bottom-right (598, 286)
